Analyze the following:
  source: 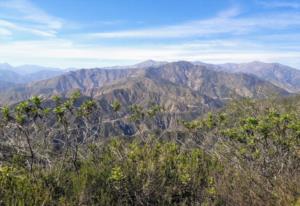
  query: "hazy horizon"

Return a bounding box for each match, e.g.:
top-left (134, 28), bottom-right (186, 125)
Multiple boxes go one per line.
top-left (1, 59), bottom-right (299, 70)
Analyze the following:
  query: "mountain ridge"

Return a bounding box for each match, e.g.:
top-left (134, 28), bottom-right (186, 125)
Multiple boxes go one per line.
top-left (213, 61), bottom-right (300, 92)
top-left (0, 63), bottom-right (65, 86)
top-left (0, 61), bottom-right (290, 106)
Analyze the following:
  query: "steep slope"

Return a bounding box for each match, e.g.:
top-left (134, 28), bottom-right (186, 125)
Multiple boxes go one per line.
top-left (0, 68), bottom-right (138, 104)
top-left (94, 76), bottom-right (224, 113)
top-left (217, 61), bottom-right (300, 92)
top-left (24, 70), bottom-right (65, 82)
top-left (144, 61), bottom-right (289, 99)
top-left (89, 76), bottom-right (225, 133)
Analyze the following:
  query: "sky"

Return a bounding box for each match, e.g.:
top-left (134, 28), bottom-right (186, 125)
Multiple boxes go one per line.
top-left (0, 0), bottom-right (300, 68)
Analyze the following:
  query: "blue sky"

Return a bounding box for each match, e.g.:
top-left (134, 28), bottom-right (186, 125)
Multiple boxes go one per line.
top-left (0, 0), bottom-right (300, 68)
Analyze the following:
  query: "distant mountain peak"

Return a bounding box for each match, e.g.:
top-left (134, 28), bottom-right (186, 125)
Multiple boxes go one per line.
top-left (171, 61), bottom-right (194, 66)
top-left (249, 60), bottom-right (265, 64)
top-left (0, 64), bottom-right (65, 87)
top-left (140, 59), bottom-right (157, 64)
top-left (0, 63), bottom-right (13, 70)
top-left (134, 60), bottom-right (168, 68)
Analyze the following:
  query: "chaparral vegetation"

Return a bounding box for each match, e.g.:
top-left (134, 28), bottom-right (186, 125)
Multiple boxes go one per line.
top-left (0, 92), bottom-right (299, 206)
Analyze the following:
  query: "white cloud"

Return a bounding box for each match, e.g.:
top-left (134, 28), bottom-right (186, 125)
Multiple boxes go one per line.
top-left (89, 7), bottom-right (241, 39)
top-left (0, 19), bottom-right (56, 37)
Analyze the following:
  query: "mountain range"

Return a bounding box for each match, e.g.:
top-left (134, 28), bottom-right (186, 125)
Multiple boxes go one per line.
top-left (216, 61), bottom-right (300, 92)
top-left (0, 63), bottom-right (64, 88)
top-left (0, 60), bottom-right (298, 108)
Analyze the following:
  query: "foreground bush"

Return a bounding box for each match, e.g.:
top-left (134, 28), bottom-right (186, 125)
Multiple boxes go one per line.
top-left (182, 98), bottom-right (300, 206)
top-left (0, 139), bottom-right (221, 205)
top-left (0, 95), bottom-right (299, 205)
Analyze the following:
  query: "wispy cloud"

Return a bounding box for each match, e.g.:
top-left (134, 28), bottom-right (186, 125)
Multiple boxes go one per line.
top-left (88, 7), bottom-right (241, 39)
top-left (0, 19), bottom-right (56, 37)
top-left (88, 8), bottom-right (300, 39)
top-left (0, 0), bottom-right (63, 29)
top-left (0, 0), bottom-right (63, 37)
top-left (258, 1), bottom-right (300, 9)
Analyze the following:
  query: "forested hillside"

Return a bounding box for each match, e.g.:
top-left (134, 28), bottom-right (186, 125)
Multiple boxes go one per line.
top-left (0, 93), bottom-right (299, 205)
